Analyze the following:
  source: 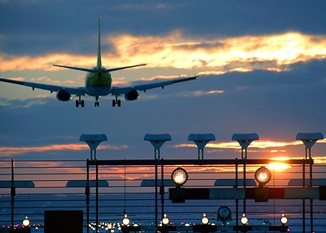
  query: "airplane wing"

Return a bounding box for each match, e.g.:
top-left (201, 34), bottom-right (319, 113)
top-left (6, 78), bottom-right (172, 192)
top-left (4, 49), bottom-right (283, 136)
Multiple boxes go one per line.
top-left (110, 75), bottom-right (198, 96)
top-left (0, 78), bottom-right (86, 96)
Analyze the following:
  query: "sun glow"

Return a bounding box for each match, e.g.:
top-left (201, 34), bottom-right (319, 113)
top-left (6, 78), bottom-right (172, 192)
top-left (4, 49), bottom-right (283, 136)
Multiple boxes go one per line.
top-left (267, 161), bottom-right (291, 171)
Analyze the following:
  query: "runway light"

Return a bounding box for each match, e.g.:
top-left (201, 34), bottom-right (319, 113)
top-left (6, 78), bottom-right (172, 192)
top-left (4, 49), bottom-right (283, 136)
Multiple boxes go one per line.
top-left (255, 166), bottom-right (271, 186)
top-left (162, 214), bottom-right (170, 226)
top-left (280, 213), bottom-right (288, 225)
top-left (240, 214), bottom-right (248, 225)
top-left (201, 213), bottom-right (209, 225)
top-left (122, 214), bottom-right (130, 226)
top-left (22, 216), bottom-right (30, 227)
top-left (171, 167), bottom-right (188, 186)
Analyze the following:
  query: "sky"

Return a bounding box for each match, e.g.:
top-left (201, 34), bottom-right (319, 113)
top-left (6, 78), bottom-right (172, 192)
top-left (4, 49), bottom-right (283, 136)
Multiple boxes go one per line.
top-left (0, 0), bottom-right (326, 165)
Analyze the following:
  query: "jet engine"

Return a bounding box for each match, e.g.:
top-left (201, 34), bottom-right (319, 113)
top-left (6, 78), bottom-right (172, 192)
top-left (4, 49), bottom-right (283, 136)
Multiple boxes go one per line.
top-left (56, 89), bottom-right (71, 101)
top-left (124, 89), bottom-right (139, 101)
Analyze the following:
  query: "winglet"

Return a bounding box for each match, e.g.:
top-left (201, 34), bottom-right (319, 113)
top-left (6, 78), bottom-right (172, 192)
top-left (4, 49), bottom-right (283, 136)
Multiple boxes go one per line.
top-left (97, 18), bottom-right (102, 68)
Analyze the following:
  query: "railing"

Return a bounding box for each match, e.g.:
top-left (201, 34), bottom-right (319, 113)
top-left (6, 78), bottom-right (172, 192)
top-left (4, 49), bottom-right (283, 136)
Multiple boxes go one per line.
top-left (1, 159), bottom-right (326, 232)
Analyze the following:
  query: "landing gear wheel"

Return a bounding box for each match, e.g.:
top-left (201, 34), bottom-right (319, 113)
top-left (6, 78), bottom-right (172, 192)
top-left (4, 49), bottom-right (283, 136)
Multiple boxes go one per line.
top-left (76, 99), bottom-right (85, 107)
top-left (112, 99), bottom-right (116, 107)
top-left (117, 99), bottom-right (121, 107)
top-left (95, 102), bottom-right (99, 107)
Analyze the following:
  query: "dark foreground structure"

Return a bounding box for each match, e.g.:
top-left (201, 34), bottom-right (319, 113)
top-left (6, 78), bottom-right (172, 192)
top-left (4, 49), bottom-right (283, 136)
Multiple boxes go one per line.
top-left (1, 157), bottom-right (326, 233)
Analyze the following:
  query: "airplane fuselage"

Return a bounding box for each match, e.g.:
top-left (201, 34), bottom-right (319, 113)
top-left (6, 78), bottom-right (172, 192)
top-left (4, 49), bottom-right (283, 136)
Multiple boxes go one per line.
top-left (85, 67), bottom-right (112, 96)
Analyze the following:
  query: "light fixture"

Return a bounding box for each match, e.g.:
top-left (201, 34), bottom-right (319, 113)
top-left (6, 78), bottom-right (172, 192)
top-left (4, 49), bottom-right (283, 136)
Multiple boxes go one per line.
top-left (255, 166), bottom-right (272, 186)
top-left (201, 213), bottom-right (209, 225)
top-left (162, 214), bottom-right (170, 226)
top-left (22, 216), bottom-right (30, 227)
top-left (280, 213), bottom-right (288, 225)
top-left (240, 214), bottom-right (248, 225)
top-left (144, 134), bottom-right (171, 160)
top-left (188, 133), bottom-right (215, 160)
top-left (122, 214), bottom-right (130, 226)
top-left (80, 134), bottom-right (107, 160)
top-left (171, 167), bottom-right (188, 186)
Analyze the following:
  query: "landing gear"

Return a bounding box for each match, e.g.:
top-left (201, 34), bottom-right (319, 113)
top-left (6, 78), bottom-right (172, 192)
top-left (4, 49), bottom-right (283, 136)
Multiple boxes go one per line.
top-left (95, 96), bottom-right (100, 107)
top-left (112, 96), bottom-right (121, 107)
top-left (76, 97), bottom-right (84, 107)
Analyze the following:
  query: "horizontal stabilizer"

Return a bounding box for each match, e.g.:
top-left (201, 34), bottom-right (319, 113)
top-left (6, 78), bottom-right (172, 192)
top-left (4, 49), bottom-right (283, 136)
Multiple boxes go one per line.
top-left (53, 64), bottom-right (95, 73)
top-left (104, 63), bottom-right (146, 73)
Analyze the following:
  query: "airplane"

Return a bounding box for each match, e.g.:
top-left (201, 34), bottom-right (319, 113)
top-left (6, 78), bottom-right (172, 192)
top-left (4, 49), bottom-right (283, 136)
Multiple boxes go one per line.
top-left (0, 19), bottom-right (198, 107)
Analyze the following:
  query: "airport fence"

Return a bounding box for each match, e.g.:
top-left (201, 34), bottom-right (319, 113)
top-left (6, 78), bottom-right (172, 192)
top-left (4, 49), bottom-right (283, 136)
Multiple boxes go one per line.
top-left (0, 158), bottom-right (326, 232)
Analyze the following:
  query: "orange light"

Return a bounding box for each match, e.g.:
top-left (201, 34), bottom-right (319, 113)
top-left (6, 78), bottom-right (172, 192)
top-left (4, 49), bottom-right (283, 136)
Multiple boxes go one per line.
top-left (267, 162), bottom-right (291, 171)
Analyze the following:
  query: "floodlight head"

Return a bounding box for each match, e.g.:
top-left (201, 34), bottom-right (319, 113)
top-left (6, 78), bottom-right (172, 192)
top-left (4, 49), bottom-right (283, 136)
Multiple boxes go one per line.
top-left (296, 132), bottom-right (324, 149)
top-left (171, 167), bottom-right (188, 186)
top-left (255, 166), bottom-right (272, 186)
top-left (188, 133), bottom-right (215, 149)
top-left (232, 133), bottom-right (259, 149)
top-left (80, 134), bottom-right (107, 150)
top-left (144, 134), bottom-right (171, 150)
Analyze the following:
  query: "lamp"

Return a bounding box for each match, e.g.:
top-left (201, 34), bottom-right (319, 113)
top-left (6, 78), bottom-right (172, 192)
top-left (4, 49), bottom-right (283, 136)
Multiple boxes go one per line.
top-left (144, 134), bottom-right (171, 160)
top-left (201, 213), bottom-right (209, 225)
top-left (280, 213), bottom-right (288, 225)
top-left (80, 134), bottom-right (107, 160)
top-left (240, 214), bottom-right (248, 225)
top-left (144, 134), bottom-right (171, 226)
top-left (296, 132), bottom-right (324, 233)
top-left (122, 214), bottom-right (130, 226)
top-left (232, 133), bottom-right (259, 215)
top-left (171, 167), bottom-right (188, 186)
top-left (162, 214), bottom-right (170, 226)
top-left (188, 133), bottom-right (215, 161)
top-left (22, 216), bottom-right (30, 227)
top-left (255, 166), bottom-right (271, 187)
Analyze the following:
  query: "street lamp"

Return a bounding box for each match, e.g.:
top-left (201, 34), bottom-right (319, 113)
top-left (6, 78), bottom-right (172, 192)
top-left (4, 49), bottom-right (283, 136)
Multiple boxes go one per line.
top-left (80, 134), bottom-right (107, 160)
top-left (144, 134), bottom-right (171, 226)
top-left (232, 133), bottom-right (259, 222)
top-left (188, 133), bottom-right (215, 161)
top-left (296, 132), bottom-right (324, 233)
top-left (144, 134), bottom-right (171, 160)
top-left (80, 134), bottom-right (107, 233)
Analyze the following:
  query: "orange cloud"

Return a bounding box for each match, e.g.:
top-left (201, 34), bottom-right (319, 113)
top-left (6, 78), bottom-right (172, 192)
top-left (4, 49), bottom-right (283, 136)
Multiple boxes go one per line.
top-left (0, 143), bottom-right (127, 157)
top-left (1, 31), bottom-right (326, 75)
top-left (179, 139), bottom-right (326, 150)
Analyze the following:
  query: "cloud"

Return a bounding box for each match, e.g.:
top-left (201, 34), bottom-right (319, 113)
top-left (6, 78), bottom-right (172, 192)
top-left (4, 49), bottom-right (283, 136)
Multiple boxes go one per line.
top-left (0, 143), bottom-right (128, 157)
top-left (1, 31), bottom-right (326, 76)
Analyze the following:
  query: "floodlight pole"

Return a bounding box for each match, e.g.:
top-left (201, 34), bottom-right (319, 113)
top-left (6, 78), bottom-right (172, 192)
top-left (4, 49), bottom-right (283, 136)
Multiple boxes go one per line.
top-left (80, 134), bottom-right (107, 233)
top-left (232, 133), bottom-right (259, 221)
top-left (144, 134), bottom-right (171, 227)
top-left (296, 132), bottom-right (324, 233)
top-left (11, 159), bottom-right (15, 230)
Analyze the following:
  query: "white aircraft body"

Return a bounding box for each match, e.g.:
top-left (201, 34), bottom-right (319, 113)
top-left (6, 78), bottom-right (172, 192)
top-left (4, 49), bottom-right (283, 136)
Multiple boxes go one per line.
top-left (0, 20), bottom-right (197, 107)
